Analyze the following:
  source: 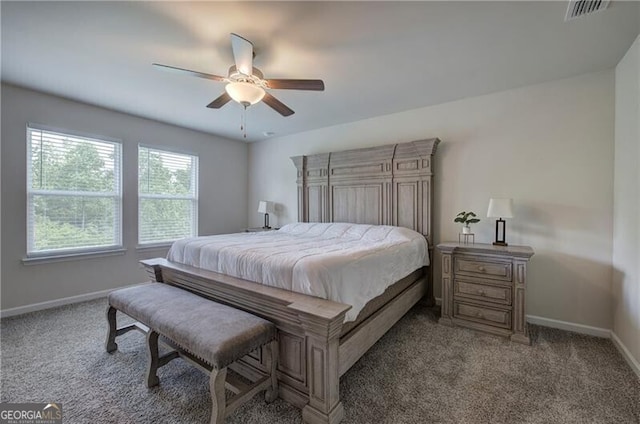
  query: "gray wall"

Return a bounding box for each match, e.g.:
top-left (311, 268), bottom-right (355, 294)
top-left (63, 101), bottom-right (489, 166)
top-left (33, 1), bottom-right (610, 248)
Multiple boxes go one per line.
top-left (613, 36), bottom-right (640, 368)
top-left (248, 71), bottom-right (615, 330)
top-left (1, 84), bottom-right (248, 310)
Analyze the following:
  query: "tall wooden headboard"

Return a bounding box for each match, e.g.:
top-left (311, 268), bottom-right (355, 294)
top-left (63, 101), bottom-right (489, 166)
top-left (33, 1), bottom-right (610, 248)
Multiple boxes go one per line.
top-left (291, 138), bottom-right (440, 247)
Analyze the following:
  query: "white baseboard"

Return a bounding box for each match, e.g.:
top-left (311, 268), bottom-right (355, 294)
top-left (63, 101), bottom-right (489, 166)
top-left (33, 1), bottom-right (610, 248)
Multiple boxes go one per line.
top-left (434, 301), bottom-right (639, 379)
top-left (525, 315), bottom-right (639, 379)
top-left (0, 282), bottom-right (149, 318)
top-left (526, 315), bottom-right (612, 338)
top-left (611, 332), bottom-right (640, 379)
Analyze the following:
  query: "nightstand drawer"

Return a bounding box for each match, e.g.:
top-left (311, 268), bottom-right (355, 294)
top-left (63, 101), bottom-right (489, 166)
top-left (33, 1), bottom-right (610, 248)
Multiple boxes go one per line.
top-left (453, 301), bottom-right (512, 329)
top-left (454, 257), bottom-right (512, 282)
top-left (454, 280), bottom-right (512, 306)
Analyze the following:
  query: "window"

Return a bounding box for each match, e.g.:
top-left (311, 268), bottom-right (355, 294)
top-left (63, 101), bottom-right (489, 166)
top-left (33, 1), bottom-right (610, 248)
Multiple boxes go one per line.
top-left (138, 145), bottom-right (198, 245)
top-left (27, 125), bottom-right (122, 256)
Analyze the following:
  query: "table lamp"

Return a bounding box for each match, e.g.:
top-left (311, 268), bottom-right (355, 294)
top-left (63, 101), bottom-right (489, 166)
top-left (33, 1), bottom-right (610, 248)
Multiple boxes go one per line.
top-left (487, 198), bottom-right (513, 246)
top-left (257, 201), bottom-right (274, 229)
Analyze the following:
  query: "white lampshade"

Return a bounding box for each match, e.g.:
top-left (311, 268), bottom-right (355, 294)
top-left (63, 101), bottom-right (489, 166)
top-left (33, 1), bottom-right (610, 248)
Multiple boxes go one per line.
top-left (225, 82), bottom-right (265, 106)
top-left (257, 200), bottom-right (274, 214)
top-left (487, 198), bottom-right (514, 218)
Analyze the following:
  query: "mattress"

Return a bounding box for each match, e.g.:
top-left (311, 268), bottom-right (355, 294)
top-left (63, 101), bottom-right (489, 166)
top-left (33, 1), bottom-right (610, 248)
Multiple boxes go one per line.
top-left (167, 222), bottom-right (429, 322)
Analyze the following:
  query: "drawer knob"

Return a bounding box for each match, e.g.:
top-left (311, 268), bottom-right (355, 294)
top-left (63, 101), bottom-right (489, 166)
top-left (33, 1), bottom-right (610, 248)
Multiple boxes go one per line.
top-left (478, 266), bottom-right (485, 272)
top-left (478, 290), bottom-right (486, 296)
top-left (475, 311), bottom-right (484, 319)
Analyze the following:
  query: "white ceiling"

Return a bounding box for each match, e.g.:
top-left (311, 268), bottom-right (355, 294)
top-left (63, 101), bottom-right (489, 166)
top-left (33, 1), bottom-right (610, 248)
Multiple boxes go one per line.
top-left (2, 1), bottom-right (638, 142)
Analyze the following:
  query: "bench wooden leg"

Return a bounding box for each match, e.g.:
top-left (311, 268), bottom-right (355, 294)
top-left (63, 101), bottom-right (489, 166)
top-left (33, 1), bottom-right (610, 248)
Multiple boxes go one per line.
top-left (264, 340), bottom-right (279, 403)
top-left (146, 330), bottom-right (180, 388)
top-left (146, 330), bottom-right (161, 388)
top-left (105, 306), bottom-right (118, 353)
top-left (209, 367), bottom-right (227, 424)
top-left (106, 306), bottom-right (151, 353)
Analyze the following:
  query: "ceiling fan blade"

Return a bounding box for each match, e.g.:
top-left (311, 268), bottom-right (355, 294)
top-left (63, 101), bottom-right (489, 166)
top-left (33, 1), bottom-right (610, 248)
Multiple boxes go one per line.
top-left (266, 79), bottom-right (325, 91)
top-left (153, 63), bottom-right (226, 82)
top-left (262, 92), bottom-right (295, 117)
top-left (206, 92), bottom-right (232, 109)
top-left (230, 33), bottom-right (254, 76)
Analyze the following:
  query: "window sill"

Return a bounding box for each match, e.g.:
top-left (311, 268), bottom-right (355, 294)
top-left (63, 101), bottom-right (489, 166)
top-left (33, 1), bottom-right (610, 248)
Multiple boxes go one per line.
top-left (136, 243), bottom-right (173, 252)
top-left (22, 248), bottom-right (127, 265)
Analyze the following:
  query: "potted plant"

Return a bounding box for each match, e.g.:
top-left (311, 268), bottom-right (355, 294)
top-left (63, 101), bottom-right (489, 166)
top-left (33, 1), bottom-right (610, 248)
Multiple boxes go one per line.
top-left (454, 211), bottom-right (480, 234)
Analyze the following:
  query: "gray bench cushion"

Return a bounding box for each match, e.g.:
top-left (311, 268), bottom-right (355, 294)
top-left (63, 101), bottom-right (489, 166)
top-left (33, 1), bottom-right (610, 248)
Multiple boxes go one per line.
top-left (109, 283), bottom-right (276, 369)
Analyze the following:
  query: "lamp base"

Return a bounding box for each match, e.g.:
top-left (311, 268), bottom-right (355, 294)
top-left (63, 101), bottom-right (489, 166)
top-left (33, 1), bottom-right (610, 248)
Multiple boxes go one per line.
top-left (493, 218), bottom-right (508, 246)
top-left (262, 213), bottom-right (271, 229)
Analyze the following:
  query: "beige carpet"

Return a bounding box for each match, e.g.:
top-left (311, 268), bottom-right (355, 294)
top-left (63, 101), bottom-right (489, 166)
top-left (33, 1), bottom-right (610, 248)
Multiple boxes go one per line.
top-left (1, 298), bottom-right (639, 424)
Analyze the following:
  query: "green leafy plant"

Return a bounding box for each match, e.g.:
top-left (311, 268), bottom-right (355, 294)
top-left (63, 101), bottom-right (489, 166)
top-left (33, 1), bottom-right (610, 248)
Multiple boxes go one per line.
top-left (454, 211), bottom-right (480, 226)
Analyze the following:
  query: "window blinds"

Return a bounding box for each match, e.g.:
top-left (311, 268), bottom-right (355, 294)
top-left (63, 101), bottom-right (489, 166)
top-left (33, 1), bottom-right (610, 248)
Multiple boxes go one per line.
top-left (138, 146), bottom-right (198, 245)
top-left (27, 125), bottom-right (122, 256)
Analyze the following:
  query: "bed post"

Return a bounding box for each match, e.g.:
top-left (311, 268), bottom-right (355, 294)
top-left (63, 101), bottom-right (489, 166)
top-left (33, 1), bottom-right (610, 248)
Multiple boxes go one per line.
top-left (391, 138), bottom-right (440, 306)
top-left (291, 155), bottom-right (306, 222)
top-left (291, 153), bottom-right (330, 223)
top-left (301, 320), bottom-right (344, 424)
top-left (290, 305), bottom-right (350, 424)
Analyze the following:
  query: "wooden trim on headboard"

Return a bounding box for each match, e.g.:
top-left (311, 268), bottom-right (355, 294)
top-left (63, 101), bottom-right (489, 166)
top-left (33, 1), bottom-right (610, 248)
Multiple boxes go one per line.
top-left (291, 138), bottom-right (440, 246)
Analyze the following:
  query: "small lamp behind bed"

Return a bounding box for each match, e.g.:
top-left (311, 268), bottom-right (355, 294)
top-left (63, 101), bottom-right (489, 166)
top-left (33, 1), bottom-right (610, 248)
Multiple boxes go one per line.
top-left (258, 200), bottom-right (275, 229)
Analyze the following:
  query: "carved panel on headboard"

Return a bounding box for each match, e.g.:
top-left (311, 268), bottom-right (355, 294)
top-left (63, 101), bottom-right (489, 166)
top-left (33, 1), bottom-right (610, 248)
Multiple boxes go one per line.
top-left (291, 138), bottom-right (440, 244)
top-left (332, 184), bottom-right (385, 225)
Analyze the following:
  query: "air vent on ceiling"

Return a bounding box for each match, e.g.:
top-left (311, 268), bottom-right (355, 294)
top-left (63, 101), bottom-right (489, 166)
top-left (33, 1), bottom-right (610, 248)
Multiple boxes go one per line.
top-left (565, 0), bottom-right (610, 21)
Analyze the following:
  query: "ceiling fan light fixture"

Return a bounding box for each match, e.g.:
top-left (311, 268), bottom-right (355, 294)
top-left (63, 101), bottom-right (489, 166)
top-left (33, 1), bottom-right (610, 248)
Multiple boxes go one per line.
top-left (225, 81), bottom-right (265, 107)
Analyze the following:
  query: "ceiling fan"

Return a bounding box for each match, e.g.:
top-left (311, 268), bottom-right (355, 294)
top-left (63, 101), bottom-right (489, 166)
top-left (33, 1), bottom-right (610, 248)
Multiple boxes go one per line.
top-left (153, 33), bottom-right (325, 117)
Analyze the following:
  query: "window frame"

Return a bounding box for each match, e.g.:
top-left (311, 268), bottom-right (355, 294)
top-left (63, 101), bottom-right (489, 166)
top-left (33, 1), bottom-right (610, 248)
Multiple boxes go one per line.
top-left (137, 144), bottom-right (199, 247)
top-left (25, 123), bottom-right (123, 259)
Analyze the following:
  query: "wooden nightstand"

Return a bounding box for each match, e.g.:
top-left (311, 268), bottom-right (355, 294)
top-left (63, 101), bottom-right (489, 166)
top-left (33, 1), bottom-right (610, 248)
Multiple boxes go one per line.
top-left (437, 242), bottom-right (534, 344)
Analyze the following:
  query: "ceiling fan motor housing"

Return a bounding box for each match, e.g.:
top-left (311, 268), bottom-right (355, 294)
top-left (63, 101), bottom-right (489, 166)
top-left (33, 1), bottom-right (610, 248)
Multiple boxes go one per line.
top-left (228, 65), bottom-right (266, 86)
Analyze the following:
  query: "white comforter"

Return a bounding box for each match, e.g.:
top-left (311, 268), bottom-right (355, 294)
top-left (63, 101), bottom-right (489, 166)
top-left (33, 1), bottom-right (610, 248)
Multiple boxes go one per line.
top-left (167, 222), bottom-right (429, 322)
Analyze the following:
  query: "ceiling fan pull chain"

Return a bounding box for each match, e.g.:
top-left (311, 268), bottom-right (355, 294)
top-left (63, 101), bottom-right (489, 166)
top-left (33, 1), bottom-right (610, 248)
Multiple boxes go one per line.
top-left (242, 104), bottom-right (247, 139)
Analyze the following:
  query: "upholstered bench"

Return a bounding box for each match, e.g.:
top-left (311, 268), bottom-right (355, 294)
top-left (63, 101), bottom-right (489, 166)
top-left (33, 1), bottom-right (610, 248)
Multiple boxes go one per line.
top-left (105, 283), bottom-right (278, 424)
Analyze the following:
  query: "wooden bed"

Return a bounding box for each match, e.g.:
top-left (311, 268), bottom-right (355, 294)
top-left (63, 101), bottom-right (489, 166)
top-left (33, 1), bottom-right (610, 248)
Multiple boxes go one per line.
top-left (141, 138), bottom-right (440, 424)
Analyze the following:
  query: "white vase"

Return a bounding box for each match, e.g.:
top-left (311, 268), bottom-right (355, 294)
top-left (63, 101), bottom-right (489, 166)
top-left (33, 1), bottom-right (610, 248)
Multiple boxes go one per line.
top-left (462, 225), bottom-right (471, 234)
